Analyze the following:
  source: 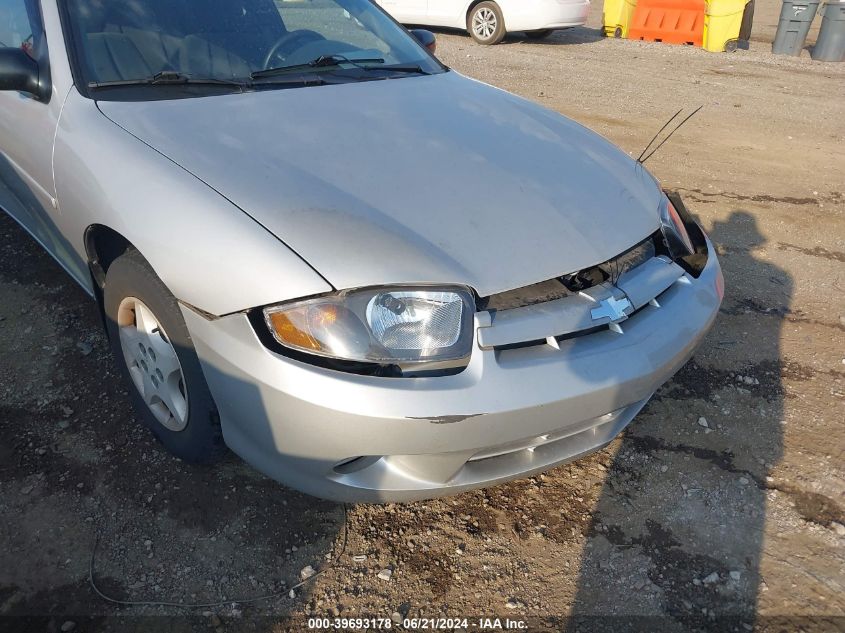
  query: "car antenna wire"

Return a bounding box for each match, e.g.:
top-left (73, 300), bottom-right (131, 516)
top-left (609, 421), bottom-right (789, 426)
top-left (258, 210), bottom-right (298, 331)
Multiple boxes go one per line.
top-left (637, 105), bottom-right (703, 164)
top-left (89, 503), bottom-right (349, 609)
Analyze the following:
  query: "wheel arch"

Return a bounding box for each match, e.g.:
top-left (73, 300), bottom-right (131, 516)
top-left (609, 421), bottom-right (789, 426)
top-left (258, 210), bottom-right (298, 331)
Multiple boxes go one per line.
top-left (465, 0), bottom-right (508, 40)
top-left (84, 223), bottom-right (135, 290)
top-left (465, 0), bottom-right (492, 26)
top-left (83, 223), bottom-right (137, 337)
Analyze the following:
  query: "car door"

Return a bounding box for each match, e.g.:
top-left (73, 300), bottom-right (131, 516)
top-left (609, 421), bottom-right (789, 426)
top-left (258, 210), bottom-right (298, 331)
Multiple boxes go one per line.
top-left (0, 0), bottom-right (84, 283)
top-left (374, 0), bottom-right (429, 25)
top-left (423, 0), bottom-right (464, 27)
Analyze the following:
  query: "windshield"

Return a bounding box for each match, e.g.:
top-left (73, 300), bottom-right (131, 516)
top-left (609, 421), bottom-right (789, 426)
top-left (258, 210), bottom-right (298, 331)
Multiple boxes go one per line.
top-left (64, 0), bottom-right (443, 94)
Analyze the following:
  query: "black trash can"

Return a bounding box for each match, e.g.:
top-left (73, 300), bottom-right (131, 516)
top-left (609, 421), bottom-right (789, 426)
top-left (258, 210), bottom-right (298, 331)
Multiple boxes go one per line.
top-left (812, 0), bottom-right (845, 60)
top-left (772, 0), bottom-right (819, 54)
top-left (739, 0), bottom-right (755, 41)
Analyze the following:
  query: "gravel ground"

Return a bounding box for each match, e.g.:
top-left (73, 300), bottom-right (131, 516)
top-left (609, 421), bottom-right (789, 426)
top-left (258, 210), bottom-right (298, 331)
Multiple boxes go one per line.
top-left (1, 0), bottom-right (843, 631)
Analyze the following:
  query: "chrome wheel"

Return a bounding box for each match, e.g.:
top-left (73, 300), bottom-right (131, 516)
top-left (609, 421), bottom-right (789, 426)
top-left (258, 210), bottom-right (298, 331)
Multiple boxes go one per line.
top-left (472, 7), bottom-right (497, 40)
top-left (117, 297), bottom-right (189, 432)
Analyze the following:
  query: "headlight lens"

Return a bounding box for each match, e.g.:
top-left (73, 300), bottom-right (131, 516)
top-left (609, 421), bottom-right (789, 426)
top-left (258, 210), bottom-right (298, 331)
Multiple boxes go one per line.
top-left (659, 194), bottom-right (694, 258)
top-left (264, 287), bottom-right (475, 364)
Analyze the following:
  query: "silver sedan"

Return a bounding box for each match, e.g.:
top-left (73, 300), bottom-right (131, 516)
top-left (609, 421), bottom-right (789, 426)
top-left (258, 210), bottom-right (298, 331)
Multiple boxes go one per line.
top-left (0, 0), bottom-right (722, 501)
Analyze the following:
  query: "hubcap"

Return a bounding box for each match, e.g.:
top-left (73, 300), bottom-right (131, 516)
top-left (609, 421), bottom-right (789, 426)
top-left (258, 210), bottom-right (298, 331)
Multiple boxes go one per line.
top-left (472, 7), bottom-right (497, 40)
top-left (117, 297), bottom-right (189, 432)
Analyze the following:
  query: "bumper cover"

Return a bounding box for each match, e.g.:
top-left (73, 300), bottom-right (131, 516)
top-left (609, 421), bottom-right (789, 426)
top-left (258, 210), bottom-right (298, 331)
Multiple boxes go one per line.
top-left (183, 241), bottom-right (722, 502)
top-left (505, 0), bottom-right (591, 31)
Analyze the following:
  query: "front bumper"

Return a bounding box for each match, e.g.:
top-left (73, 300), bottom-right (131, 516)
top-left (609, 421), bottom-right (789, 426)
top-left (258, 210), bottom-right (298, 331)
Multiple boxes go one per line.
top-left (183, 240), bottom-right (722, 503)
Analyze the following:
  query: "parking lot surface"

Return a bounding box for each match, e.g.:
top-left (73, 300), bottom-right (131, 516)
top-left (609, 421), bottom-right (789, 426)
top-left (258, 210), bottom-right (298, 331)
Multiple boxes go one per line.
top-left (1, 0), bottom-right (843, 630)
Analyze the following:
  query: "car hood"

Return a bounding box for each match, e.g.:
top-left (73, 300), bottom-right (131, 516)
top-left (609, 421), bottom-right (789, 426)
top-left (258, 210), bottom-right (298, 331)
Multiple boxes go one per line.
top-left (97, 71), bottom-right (662, 298)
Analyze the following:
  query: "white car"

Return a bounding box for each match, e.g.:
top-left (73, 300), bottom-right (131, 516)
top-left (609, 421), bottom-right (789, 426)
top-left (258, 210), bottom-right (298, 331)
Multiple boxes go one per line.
top-left (376, 0), bottom-right (591, 44)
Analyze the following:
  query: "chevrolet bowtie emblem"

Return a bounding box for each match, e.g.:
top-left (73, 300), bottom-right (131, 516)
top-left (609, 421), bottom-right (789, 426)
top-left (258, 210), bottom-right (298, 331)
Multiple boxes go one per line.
top-left (591, 296), bottom-right (632, 322)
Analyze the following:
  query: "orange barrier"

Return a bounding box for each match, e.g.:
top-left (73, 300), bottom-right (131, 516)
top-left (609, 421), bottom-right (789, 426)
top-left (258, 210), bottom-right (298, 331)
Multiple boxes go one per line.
top-left (628, 0), bottom-right (705, 46)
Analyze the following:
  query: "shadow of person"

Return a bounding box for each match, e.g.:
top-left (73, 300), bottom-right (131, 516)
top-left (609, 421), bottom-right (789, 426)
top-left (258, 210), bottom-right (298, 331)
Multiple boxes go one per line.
top-left (567, 210), bottom-right (788, 631)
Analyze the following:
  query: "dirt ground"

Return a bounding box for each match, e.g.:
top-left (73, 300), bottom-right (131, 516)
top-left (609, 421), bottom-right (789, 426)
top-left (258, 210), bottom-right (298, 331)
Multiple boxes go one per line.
top-left (1, 0), bottom-right (843, 631)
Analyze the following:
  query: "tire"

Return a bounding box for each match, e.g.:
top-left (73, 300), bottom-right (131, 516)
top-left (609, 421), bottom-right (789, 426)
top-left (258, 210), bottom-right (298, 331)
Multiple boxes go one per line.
top-left (103, 249), bottom-right (226, 464)
top-left (525, 29), bottom-right (554, 40)
top-left (468, 1), bottom-right (506, 45)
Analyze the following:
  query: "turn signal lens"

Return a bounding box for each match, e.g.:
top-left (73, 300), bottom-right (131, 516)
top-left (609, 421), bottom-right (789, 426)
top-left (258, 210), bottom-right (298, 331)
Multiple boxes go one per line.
top-left (266, 303), bottom-right (371, 359)
top-left (267, 311), bottom-right (321, 351)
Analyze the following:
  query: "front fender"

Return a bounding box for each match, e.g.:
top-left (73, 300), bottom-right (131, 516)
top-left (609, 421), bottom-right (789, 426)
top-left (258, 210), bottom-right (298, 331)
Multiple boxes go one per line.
top-left (52, 89), bottom-right (331, 315)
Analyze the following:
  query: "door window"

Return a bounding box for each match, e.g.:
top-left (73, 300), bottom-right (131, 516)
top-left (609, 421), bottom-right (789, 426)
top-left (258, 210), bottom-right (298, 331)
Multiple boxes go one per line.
top-left (0, 0), bottom-right (36, 57)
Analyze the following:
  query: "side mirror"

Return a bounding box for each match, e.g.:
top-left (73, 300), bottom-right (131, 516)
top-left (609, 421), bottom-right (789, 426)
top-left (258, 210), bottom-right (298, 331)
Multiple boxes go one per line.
top-left (410, 29), bottom-right (437, 55)
top-left (0, 48), bottom-right (50, 100)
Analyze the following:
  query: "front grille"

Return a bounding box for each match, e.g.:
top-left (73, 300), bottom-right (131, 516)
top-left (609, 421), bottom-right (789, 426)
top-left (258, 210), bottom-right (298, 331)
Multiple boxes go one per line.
top-left (476, 232), bottom-right (686, 352)
top-left (483, 278), bottom-right (572, 312)
top-left (492, 324), bottom-right (608, 352)
top-left (610, 238), bottom-right (657, 278)
top-left (479, 234), bottom-right (658, 312)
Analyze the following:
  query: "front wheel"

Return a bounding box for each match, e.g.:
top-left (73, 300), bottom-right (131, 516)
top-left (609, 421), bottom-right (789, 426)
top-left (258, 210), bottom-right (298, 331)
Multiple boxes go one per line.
top-left (468, 2), bottom-right (506, 44)
top-left (104, 249), bottom-right (226, 464)
top-left (525, 29), bottom-right (554, 40)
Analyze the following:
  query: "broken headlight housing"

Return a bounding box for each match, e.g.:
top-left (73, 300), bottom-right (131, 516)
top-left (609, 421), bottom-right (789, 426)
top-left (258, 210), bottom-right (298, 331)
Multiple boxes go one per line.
top-left (263, 286), bottom-right (475, 365)
top-left (659, 193), bottom-right (695, 259)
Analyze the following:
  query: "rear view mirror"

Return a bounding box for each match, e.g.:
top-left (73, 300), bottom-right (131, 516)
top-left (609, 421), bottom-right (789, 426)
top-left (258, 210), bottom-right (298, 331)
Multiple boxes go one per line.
top-left (410, 29), bottom-right (437, 54)
top-left (0, 48), bottom-right (50, 100)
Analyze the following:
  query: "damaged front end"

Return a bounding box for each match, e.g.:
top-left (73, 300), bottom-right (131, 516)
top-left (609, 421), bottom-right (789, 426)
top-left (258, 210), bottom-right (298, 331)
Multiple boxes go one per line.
top-left (475, 192), bottom-right (718, 352)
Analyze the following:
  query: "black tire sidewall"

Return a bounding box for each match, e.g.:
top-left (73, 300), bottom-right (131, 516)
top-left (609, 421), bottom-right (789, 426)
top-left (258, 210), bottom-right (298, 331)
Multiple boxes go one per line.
top-left (469, 2), bottom-right (506, 44)
top-left (103, 250), bottom-right (225, 464)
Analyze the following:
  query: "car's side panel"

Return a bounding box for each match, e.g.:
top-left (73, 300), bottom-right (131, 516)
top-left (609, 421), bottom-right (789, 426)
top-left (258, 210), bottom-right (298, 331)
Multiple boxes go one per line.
top-left (374, 0), bottom-right (430, 25)
top-left (0, 85), bottom-right (95, 289)
top-left (497, 0), bottom-right (590, 31)
top-left (0, 0), bottom-right (88, 286)
top-left (414, 0), bottom-right (466, 28)
top-left (0, 92), bottom-right (57, 240)
top-left (52, 89), bottom-right (333, 316)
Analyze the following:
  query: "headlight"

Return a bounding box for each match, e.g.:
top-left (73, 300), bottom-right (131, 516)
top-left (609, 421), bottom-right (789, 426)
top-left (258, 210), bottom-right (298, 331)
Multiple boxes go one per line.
top-left (659, 194), bottom-right (694, 258)
top-left (263, 287), bottom-right (475, 364)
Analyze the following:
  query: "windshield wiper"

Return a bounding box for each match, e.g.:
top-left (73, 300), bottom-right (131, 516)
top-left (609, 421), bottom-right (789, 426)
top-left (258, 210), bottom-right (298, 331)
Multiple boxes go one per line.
top-left (252, 55), bottom-right (384, 79)
top-left (88, 71), bottom-right (249, 90)
top-left (252, 55), bottom-right (429, 80)
top-left (367, 64), bottom-right (430, 74)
